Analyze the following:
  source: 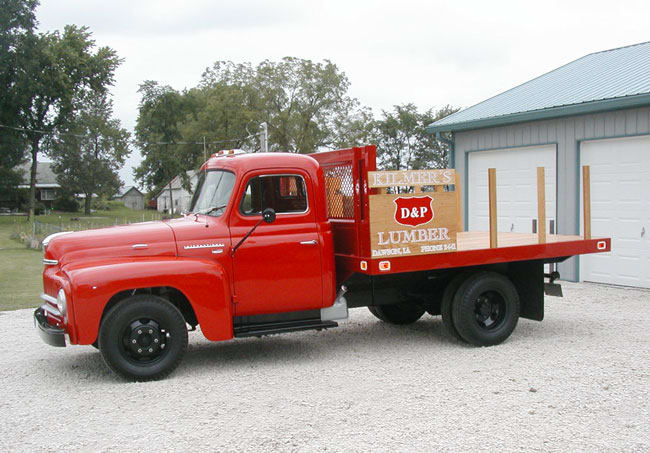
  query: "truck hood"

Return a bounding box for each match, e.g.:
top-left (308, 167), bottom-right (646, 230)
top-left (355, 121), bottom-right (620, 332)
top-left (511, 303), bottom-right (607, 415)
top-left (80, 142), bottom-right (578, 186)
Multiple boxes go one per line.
top-left (45, 221), bottom-right (177, 267)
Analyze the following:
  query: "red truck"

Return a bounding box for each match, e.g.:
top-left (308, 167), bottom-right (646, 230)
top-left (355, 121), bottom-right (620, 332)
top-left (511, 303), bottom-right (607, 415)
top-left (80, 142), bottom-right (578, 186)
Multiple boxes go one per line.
top-left (34, 146), bottom-right (610, 381)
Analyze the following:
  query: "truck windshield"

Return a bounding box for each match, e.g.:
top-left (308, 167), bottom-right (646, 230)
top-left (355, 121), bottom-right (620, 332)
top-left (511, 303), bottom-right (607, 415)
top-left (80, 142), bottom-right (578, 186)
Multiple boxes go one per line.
top-left (190, 170), bottom-right (236, 216)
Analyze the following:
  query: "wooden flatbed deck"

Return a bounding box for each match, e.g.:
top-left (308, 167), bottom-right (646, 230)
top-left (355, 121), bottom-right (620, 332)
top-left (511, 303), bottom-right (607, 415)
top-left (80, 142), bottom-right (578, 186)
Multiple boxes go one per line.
top-left (337, 234), bottom-right (610, 276)
top-left (457, 231), bottom-right (582, 251)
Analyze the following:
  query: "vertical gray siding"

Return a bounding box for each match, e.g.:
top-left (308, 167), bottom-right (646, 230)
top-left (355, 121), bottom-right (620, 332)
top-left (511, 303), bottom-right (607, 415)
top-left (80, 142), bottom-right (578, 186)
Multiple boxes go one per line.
top-left (453, 106), bottom-right (650, 281)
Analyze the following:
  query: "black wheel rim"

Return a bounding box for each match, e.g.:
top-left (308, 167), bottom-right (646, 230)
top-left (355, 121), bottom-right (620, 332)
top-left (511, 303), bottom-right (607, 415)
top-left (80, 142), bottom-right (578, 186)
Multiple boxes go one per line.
top-left (473, 290), bottom-right (507, 330)
top-left (119, 318), bottom-right (170, 365)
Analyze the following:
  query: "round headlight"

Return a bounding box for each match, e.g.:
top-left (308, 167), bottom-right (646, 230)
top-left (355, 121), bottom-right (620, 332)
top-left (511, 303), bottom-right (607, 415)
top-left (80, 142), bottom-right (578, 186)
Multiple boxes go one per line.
top-left (57, 288), bottom-right (67, 318)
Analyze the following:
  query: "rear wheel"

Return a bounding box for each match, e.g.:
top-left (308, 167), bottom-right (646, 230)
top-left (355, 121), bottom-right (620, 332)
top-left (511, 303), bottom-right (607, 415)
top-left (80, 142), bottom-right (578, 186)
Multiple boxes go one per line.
top-left (451, 272), bottom-right (520, 346)
top-left (98, 295), bottom-right (188, 381)
top-left (368, 303), bottom-right (425, 325)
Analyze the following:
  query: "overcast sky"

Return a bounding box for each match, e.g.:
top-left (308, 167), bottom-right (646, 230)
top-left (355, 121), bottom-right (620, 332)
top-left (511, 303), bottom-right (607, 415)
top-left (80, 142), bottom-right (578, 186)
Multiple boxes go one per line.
top-left (36, 0), bottom-right (650, 188)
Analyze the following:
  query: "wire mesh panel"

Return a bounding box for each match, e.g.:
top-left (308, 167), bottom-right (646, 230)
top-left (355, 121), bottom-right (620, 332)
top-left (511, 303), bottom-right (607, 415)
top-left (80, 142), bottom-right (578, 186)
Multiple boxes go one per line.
top-left (322, 163), bottom-right (355, 219)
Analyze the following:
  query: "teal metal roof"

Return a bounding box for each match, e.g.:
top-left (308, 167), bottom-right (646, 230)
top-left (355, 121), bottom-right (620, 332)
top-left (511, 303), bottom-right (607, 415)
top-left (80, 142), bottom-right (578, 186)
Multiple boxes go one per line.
top-left (428, 41), bottom-right (650, 133)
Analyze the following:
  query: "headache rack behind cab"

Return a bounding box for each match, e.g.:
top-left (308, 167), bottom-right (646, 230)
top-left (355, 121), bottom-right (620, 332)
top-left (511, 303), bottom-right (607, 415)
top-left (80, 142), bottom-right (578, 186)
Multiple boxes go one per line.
top-left (311, 146), bottom-right (376, 282)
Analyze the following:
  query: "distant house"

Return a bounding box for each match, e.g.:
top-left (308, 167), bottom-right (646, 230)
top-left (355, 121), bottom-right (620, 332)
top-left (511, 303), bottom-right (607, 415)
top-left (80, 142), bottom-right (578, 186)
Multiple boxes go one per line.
top-left (17, 161), bottom-right (60, 208)
top-left (115, 186), bottom-right (145, 210)
top-left (156, 170), bottom-right (199, 214)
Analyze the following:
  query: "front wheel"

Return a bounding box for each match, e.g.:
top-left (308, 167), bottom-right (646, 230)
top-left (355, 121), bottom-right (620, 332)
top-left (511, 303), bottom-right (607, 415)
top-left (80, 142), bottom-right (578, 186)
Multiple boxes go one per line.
top-left (98, 295), bottom-right (188, 381)
top-left (451, 272), bottom-right (520, 346)
top-left (368, 303), bottom-right (425, 325)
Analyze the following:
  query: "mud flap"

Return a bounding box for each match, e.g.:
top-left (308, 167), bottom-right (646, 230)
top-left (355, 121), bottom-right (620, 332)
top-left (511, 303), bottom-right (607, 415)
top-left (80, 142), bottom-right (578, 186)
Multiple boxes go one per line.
top-left (544, 282), bottom-right (563, 297)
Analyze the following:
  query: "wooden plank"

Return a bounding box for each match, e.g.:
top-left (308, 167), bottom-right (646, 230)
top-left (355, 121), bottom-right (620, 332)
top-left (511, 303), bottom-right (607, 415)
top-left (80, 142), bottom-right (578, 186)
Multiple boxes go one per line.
top-left (456, 231), bottom-right (582, 251)
top-left (583, 165), bottom-right (591, 240)
top-left (488, 168), bottom-right (498, 248)
top-left (454, 172), bottom-right (462, 233)
top-left (368, 169), bottom-right (455, 188)
top-left (537, 167), bottom-right (546, 244)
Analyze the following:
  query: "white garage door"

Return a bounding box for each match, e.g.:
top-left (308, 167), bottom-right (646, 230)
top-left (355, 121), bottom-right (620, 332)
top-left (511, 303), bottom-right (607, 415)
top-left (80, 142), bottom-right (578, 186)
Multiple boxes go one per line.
top-left (580, 135), bottom-right (650, 288)
top-left (468, 145), bottom-right (557, 235)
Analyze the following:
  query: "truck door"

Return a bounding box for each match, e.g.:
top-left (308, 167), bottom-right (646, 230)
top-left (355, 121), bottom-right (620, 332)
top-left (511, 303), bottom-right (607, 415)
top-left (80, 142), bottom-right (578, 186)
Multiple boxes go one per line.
top-left (229, 171), bottom-right (323, 316)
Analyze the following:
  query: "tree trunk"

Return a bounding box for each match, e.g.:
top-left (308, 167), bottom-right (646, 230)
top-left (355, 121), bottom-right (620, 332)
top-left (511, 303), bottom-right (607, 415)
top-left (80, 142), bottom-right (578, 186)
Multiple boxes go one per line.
top-left (28, 136), bottom-right (39, 222)
top-left (168, 181), bottom-right (174, 216)
top-left (84, 193), bottom-right (92, 215)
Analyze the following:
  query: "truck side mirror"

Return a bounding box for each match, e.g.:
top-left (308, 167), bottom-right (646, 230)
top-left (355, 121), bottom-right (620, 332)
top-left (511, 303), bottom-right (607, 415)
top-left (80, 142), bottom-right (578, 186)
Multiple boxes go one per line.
top-left (231, 208), bottom-right (276, 256)
top-left (262, 208), bottom-right (276, 224)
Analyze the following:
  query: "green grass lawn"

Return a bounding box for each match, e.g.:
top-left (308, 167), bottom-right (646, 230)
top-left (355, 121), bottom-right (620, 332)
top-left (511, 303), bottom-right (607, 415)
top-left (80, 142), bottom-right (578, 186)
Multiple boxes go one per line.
top-left (0, 221), bottom-right (44, 311)
top-left (0, 206), bottom-right (165, 311)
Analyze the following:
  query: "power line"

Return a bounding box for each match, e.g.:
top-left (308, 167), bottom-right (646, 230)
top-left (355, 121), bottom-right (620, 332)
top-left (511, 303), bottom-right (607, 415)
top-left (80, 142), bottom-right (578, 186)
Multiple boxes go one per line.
top-left (0, 123), bottom-right (262, 148)
top-left (0, 123), bottom-right (86, 138)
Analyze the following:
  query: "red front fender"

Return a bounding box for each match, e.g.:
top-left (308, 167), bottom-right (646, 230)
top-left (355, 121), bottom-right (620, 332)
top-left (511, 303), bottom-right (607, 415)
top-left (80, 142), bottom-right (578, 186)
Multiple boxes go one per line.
top-left (63, 257), bottom-right (233, 344)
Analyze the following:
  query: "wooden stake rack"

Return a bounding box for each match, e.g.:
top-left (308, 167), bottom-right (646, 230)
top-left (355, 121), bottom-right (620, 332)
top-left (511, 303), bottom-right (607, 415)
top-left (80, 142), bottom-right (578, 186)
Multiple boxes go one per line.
top-left (486, 165), bottom-right (592, 248)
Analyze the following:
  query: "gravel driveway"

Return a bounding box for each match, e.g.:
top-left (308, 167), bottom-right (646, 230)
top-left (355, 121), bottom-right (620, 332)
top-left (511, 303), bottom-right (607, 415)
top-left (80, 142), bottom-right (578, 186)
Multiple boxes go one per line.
top-left (1, 282), bottom-right (648, 452)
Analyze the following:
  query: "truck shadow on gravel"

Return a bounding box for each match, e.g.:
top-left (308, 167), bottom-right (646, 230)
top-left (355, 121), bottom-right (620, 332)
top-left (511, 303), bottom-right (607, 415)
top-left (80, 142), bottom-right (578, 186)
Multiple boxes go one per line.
top-left (42, 317), bottom-right (464, 382)
top-left (180, 317), bottom-right (470, 371)
top-left (42, 316), bottom-right (589, 382)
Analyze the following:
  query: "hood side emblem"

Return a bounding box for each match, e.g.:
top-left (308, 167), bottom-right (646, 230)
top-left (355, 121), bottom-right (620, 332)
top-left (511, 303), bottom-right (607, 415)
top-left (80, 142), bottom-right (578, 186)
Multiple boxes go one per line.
top-left (183, 243), bottom-right (225, 250)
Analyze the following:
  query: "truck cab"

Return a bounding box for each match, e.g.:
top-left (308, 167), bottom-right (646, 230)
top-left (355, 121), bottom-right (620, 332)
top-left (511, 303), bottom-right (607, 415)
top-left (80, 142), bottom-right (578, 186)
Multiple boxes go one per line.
top-left (174, 152), bottom-right (337, 316)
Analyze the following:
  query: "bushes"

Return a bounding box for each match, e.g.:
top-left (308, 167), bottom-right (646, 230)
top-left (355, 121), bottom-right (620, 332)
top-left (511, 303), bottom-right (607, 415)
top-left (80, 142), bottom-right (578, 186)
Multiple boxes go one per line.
top-left (53, 196), bottom-right (79, 212)
top-left (20, 201), bottom-right (46, 215)
top-left (90, 198), bottom-right (123, 211)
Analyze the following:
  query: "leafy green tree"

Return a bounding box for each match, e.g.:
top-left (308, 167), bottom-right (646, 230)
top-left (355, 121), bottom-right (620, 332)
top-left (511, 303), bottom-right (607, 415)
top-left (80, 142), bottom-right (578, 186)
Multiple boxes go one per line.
top-left (331, 106), bottom-right (375, 149)
top-left (50, 93), bottom-right (130, 214)
top-left (201, 57), bottom-right (364, 153)
top-left (373, 104), bottom-right (458, 171)
top-left (177, 81), bottom-right (262, 168)
top-left (134, 81), bottom-right (193, 215)
top-left (0, 0), bottom-right (37, 198)
top-left (11, 20), bottom-right (120, 220)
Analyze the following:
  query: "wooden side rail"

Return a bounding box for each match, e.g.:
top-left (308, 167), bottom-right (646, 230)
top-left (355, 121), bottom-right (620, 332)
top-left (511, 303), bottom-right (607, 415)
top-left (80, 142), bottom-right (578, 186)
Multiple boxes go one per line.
top-left (583, 165), bottom-right (591, 240)
top-left (488, 168), bottom-right (497, 248)
top-left (537, 167), bottom-right (546, 244)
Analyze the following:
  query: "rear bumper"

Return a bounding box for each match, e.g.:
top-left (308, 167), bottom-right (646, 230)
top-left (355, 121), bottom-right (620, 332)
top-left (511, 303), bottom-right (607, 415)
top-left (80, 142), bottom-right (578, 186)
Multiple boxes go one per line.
top-left (34, 307), bottom-right (66, 347)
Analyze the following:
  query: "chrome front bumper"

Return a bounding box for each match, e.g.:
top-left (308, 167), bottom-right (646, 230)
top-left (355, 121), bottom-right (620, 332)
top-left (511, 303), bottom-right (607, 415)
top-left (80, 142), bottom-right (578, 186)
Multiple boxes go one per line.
top-left (33, 307), bottom-right (66, 347)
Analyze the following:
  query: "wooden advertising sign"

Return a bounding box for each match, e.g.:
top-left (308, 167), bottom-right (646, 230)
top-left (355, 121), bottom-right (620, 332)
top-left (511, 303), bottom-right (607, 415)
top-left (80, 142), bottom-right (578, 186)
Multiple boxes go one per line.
top-left (368, 169), bottom-right (460, 257)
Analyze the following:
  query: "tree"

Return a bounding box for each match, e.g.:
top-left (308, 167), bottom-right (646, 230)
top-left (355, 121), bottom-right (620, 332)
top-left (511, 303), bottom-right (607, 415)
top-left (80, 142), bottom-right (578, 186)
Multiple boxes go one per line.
top-left (373, 104), bottom-right (459, 171)
top-left (10, 20), bottom-right (120, 220)
top-left (50, 93), bottom-right (130, 214)
top-left (177, 81), bottom-right (262, 168)
top-left (134, 81), bottom-right (192, 215)
top-left (201, 57), bottom-right (364, 153)
top-left (0, 0), bottom-right (38, 198)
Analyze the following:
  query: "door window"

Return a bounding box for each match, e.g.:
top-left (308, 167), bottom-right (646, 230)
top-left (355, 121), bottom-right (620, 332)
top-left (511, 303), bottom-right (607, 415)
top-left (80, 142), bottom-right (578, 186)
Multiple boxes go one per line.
top-left (240, 175), bottom-right (308, 215)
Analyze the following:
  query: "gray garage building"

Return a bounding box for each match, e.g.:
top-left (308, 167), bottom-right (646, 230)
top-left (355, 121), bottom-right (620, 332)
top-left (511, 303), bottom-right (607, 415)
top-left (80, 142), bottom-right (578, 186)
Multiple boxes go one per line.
top-left (428, 41), bottom-right (650, 288)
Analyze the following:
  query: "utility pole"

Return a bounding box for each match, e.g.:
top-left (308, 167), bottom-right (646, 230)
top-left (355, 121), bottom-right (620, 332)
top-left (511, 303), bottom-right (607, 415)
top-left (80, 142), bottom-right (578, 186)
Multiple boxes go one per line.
top-left (260, 122), bottom-right (268, 153)
top-left (203, 136), bottom-right (207, 162)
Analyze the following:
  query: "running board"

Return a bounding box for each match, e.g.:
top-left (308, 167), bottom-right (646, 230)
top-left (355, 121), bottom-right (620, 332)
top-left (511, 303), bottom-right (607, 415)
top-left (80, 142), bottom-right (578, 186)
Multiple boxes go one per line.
top-left (234, 319), bottom-right (338, 338)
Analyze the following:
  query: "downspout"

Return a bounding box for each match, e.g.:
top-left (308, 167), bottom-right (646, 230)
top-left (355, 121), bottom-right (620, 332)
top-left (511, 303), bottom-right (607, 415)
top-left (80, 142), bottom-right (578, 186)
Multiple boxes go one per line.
top-left (436, 131), bottom-right (455, 168)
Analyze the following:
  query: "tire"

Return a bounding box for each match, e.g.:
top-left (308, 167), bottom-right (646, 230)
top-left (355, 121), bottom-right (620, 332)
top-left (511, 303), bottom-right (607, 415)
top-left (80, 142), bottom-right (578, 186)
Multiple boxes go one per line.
top-left (440, 272), bottom-right (472, 342)
top-left (368, 303), bottom-right (425, 325)
top-left (98, 295), bottom-right (188, 381)
top-left (451, 272), bottom-right (520, 346)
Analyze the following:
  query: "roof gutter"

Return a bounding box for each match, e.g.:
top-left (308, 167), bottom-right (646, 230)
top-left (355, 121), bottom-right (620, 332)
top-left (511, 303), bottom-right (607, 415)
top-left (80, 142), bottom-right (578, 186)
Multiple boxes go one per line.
top-left (427, 92), bottom-right (650, 133)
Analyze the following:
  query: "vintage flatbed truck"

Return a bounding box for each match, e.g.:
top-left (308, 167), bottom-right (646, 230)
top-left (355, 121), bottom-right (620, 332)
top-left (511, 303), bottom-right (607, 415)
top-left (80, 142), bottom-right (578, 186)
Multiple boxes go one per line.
top-left (34, 145), bottom-right (611, 381)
